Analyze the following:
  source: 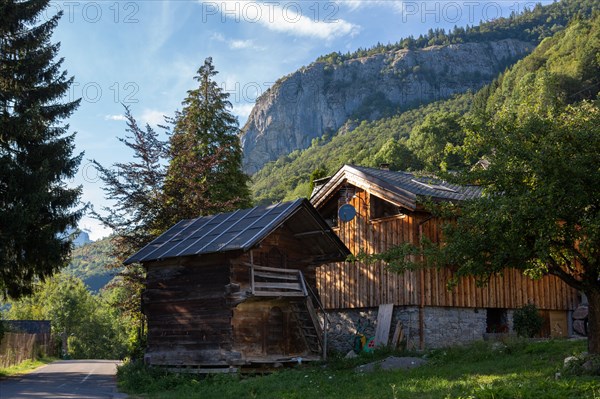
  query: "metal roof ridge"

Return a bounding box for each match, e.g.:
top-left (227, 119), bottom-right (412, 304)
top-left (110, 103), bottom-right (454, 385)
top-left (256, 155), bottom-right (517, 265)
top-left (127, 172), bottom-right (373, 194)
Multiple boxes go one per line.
top-left (239, 199), bottom-right (303, 252)
top-left (216, 200), bottom-right (291, 251)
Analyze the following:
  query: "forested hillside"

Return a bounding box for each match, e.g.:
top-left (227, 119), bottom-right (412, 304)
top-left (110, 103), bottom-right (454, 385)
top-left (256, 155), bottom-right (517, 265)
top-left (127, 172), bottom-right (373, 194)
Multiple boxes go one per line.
top-left (317, 0), bottom-right (597, 62)
top-left (65, 237), bottom-right (119, 292)
top-left (248, 0), bottom-right (599, 204)
top-left (252, 93), bottom-right (473, 204)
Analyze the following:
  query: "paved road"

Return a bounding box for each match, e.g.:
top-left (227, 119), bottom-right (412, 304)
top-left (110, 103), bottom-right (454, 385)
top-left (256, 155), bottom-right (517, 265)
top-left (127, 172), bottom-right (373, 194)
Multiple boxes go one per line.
top-left (0, 360), bottom-right (127, 399)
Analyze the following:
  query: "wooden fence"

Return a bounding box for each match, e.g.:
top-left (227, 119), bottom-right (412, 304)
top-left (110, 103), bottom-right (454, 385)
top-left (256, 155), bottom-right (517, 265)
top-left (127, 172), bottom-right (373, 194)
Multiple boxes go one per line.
top-left (0, 332), bottom-right (52, 368)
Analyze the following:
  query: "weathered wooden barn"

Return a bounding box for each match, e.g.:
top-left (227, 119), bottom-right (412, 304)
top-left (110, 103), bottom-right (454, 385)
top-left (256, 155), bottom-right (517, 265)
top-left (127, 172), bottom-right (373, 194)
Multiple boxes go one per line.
top-left (310, 165), bottom-right (579, 350)
top-left (125, 199), bottom-right (349, 369)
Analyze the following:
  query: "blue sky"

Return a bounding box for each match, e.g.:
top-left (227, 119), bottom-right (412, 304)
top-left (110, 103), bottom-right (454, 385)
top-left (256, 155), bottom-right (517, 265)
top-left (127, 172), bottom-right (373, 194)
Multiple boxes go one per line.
top-left (50, 0), bottom-right (551, 239)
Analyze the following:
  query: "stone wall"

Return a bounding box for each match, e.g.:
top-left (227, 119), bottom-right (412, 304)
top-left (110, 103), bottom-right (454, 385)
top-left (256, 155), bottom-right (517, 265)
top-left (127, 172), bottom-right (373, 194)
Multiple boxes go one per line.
top-left (324, 306), bottom-right (488, 353)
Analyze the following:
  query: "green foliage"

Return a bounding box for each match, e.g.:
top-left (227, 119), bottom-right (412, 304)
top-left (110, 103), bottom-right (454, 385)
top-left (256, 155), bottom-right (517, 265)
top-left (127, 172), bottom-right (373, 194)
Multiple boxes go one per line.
top-left (92, 105), bottom-right (168, 263)
top-left (372, 139), bottom-right (420, 172)
top-left (64, 237), bottom-right (117, 292)
top-left (439, 16), bottom-right (600, 353)
top-left (513, 303), bottom-right (544, 338)
top-left (484, 15), bottom-right (600, 121)
top-left (0, 0), bottom-right (83, 299)
top-left (117, 339), bottom-right (598, 399)
top-left (5, 273), bottom-right (129, 359)
top-left (163, 57), bottom-right (252, 224)
top-left (251, 93), bottom-right (473, 204)
top-left (315, 0), bottom-right (598, 64)
top-left (406, 112), bottom-right (464, 172)
top-left (308, 166), bottom-right (328, 195)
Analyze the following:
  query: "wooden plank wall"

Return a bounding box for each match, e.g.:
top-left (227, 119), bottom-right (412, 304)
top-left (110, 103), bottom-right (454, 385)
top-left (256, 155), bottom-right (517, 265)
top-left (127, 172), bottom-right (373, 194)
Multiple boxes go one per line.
top-left (143, 257), bottom-right (235, 366)
top-left (316, 190), bottom-right (579, 311)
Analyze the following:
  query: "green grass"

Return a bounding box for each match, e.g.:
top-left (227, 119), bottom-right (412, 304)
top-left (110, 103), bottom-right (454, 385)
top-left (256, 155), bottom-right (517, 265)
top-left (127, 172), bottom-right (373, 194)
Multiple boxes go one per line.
top-left (0, 357), bottom-right (57, 378)
top-left (118, 339), bottom-right (600, 399)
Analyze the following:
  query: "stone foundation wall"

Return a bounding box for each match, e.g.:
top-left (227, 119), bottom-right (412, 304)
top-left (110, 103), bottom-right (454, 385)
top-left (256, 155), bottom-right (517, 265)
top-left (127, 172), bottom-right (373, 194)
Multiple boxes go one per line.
top-left (324, 306), bottom-right (488, 353)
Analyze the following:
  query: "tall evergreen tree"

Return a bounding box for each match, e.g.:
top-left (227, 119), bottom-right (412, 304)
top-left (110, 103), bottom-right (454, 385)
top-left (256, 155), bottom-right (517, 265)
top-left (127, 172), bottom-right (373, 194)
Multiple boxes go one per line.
top-left (163, 57), bottom-right (251, 224)
top-left (0, 0), bottom-right (82, 298)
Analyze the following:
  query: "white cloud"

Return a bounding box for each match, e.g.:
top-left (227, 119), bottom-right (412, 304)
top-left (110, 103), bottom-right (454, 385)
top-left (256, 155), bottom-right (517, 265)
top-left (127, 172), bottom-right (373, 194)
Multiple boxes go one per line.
top-left (229, 39), bottom-right (254, 49)
top-left (340, 1), bottom-right (405, 14)
top-left (234, 103), bottom-right (255, 119)
top-left (79, 216), bottom-right (113, 241)
top-left (210, 32), bottom-right (263, 50)
top-left (140, 109), bottom-right (167, 126)
top-left (104, 114), bottom-right (127, 121)
top-left (200, 1), bottom-right (360, 39)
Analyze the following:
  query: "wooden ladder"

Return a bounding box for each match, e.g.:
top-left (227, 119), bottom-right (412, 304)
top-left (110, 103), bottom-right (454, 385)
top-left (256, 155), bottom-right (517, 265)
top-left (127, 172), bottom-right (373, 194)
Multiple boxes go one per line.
top-left (248, 263), bottom-right (328, 356)
top-left (291, 297), bottom-right (323, 354)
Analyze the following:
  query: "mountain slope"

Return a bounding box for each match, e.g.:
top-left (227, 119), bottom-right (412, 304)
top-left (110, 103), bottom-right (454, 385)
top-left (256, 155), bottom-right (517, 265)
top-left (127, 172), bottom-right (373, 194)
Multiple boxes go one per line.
top-left (241, 0), bottom-right (598, 175)
top-left (241, 39), bottom-right (530, 174)
top-left (65, 237), bottom-right (119, 292)
top-left (251, 92), bottom-right (474, 205)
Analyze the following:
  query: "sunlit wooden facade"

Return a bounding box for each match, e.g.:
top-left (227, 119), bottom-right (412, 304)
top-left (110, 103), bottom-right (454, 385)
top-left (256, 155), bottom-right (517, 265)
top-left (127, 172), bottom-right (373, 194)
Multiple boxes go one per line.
top-left (311, 165), bottom-right (578, 343)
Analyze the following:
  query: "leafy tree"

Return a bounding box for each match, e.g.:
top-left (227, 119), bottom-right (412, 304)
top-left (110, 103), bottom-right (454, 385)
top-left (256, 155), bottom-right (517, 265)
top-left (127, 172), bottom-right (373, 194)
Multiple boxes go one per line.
top-left (163, 57), bottom-right (251, 223)
top-left (6, 273), bottom-right (128, 359)
top-left (353, 17), bottom-right (600, 353)
top-left (308, 165), bottom-right (328, 195)
top-left (0, 0), bottom-right (83, 298)
top-left (443, 100), bottom-right (600, 353)
top-left (406, 112), bottom-right (464, 171)
top-left (372, 138), bottom-right (421, 171)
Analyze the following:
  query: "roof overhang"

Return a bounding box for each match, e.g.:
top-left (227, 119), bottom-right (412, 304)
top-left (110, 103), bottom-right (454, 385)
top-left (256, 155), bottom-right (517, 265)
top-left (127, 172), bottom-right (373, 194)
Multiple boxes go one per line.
top-left (310, 165), bottom-right (419, 210)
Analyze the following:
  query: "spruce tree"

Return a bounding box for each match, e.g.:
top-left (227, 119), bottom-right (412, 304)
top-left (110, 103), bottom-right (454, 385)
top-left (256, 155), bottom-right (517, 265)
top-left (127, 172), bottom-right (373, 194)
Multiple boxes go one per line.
top-left (0, 0), bottom-right (82, 298)
top-left (163, 57), bottom-right (251, 224)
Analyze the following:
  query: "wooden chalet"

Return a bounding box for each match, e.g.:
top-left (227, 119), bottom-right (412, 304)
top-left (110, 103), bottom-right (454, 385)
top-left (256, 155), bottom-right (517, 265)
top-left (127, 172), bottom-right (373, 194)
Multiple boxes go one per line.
top-left (311, 165), bottom-right (579, 349)
top-left (125, 199), bottom-right (349, 370)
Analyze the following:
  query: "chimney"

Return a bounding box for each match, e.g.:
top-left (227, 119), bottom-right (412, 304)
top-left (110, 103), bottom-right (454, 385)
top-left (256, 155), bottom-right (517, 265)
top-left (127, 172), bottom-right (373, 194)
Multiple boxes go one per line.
top-left (379, 163), bottom-right (390, 171)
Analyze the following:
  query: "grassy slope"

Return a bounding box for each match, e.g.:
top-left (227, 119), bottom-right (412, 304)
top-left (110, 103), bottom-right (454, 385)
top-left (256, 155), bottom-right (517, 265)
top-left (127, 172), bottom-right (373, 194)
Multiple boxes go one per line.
top-left (118, 339), bottom-right (599, 399)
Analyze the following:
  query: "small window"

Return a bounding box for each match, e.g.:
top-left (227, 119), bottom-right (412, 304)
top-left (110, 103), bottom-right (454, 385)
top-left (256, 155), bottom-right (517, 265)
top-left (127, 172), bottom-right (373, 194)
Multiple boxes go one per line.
top-left (370, 195), bottom-right (401, 220)
top-left (486, 308), bottom-right (508, 333)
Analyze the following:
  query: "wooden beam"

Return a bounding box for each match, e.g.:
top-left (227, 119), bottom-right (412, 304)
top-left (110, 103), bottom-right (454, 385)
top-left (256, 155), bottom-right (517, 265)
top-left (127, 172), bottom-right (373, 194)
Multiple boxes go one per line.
top-left (294, 230), bottom-right (325, 238)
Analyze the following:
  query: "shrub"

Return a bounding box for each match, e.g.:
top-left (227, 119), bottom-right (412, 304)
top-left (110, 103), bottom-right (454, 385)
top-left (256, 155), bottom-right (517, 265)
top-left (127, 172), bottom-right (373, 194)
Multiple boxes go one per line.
top-left (513, 303), bottom-right (544, 338)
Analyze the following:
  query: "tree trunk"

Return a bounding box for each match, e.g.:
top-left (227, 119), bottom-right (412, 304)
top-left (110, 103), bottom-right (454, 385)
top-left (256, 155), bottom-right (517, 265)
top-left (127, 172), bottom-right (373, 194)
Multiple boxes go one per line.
top-left (585, 288), bottom-right (600, 354)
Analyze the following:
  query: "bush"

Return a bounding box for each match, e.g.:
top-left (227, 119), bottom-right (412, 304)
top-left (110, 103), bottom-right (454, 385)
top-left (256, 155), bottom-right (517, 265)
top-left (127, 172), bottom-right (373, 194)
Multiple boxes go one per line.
top-left (513, 303), bottom-right (544, 338)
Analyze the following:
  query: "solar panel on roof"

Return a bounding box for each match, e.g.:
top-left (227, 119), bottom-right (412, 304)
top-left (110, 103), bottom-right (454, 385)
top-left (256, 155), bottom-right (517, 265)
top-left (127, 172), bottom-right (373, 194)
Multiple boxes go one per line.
top-left (124, 198), bottom-right (322, 264)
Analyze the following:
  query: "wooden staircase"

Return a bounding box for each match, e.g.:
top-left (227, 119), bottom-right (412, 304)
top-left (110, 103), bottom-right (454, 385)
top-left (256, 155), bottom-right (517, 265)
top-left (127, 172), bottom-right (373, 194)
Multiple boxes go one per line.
top-left (248, 264), bottom-right (327, 355)
top-left (291, 297), bottom-right (323, 354)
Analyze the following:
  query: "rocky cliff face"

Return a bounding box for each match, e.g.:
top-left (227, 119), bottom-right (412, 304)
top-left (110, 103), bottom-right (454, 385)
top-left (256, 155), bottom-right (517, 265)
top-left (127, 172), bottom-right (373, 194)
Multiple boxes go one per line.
top-left (240, 39), bottom-right (533, 174)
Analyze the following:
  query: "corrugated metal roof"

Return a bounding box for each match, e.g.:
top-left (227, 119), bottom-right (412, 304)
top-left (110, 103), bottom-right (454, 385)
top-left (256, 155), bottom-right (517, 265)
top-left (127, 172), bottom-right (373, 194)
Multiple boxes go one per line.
top-left (351, 165), bottom-right (482, 202)
top-left (125, 198), bottom-right (349, 264)
top-left (311, 165), bottom-right (482, 209)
